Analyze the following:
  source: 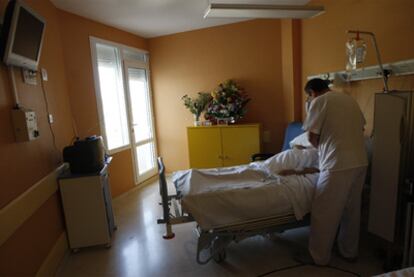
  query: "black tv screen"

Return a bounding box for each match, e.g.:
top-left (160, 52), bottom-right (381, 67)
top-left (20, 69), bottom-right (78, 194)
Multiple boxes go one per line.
top-left (1, 0), bottom-right (46, 70)
top-left (12, 8), bottom-right (44, 61)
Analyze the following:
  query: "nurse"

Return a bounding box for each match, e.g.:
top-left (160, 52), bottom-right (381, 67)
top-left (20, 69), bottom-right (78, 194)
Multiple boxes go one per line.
top-left (298, 78), bottom-right (368, 265)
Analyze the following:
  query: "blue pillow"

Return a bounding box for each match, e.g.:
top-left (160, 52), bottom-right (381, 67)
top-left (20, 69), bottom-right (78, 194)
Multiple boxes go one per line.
top-left (281, 122), bottom-right (304, 152)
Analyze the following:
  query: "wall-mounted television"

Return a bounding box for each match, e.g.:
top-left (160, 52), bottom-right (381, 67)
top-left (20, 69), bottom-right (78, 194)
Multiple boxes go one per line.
top-left (1, 0), bottom-right (46, 71)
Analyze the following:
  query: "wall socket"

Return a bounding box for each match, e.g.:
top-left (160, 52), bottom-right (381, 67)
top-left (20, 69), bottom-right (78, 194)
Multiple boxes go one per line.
top-left (12, 108), bottom-right (40, 142)
top-left (22, 68), bottom-right (37, 85)
top-left (41, 68), bottom-right (48, 81)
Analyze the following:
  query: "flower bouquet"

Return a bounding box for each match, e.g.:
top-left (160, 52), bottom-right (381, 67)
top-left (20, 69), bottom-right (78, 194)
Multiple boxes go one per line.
top-left (205, 80), bottom-right (250, 124)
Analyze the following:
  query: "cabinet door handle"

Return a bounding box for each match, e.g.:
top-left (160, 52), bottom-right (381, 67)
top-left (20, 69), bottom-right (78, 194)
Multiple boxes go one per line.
top-left (224, 155), bottom-right (229, 160)
top-left (218, 155), bottom-right (223, 159)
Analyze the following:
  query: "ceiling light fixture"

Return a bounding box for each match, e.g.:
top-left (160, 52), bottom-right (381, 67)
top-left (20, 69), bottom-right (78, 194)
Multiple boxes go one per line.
top-left (204, 3), bottom-right (325, 19)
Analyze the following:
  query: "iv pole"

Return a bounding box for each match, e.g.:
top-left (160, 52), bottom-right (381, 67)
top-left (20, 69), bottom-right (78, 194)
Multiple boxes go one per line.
top-left (347, 30), bottom-right (389, 93)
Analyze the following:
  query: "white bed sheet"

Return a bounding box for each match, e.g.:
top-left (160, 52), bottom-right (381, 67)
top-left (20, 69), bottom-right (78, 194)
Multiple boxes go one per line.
top-left (374, 267), bottom-right (414, 277)
top-left (172, 148), bottom-right (319, 229)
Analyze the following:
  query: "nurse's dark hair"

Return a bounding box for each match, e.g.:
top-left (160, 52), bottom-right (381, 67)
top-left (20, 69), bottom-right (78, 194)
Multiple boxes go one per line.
top-left (304, 78), bottom-right (329, 95)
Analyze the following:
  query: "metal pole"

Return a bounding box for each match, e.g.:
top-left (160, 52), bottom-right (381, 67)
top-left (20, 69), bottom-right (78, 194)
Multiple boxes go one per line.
top-left (347, 30), bottom-right (389, 93)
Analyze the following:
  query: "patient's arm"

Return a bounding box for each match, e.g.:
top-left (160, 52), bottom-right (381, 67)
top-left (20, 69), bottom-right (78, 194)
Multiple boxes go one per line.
top-left (278, 167), bottom-right (319, 176)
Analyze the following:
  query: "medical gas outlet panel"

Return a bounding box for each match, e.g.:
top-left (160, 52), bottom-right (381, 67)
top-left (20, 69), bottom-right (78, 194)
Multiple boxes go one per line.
top-left (11, 108), bottom-right (39, 142)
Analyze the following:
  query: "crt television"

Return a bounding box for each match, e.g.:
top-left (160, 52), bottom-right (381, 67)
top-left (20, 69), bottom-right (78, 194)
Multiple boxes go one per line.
top-left (1, 0), bottom-right (46, 71)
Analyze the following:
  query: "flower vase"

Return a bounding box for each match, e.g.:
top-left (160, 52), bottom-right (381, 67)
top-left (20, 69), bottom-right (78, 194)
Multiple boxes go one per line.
top-left (216, 117), bottom-right (235, 125)
top-left (194, 115), bottom-right (201, 126)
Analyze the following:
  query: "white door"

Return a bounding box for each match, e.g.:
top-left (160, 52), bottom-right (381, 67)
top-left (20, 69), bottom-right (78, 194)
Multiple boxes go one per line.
top-left (123, 60), bottom-right (157, 183)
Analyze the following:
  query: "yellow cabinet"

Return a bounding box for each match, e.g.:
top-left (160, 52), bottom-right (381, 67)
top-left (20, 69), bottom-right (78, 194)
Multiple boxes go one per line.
top-left (187, 124), bottom-right (260, 168)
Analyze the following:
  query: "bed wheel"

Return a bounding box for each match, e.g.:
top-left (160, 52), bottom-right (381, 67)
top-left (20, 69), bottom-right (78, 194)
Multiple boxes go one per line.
top-left (210, 239), bottom-right (226, 263)
top-left (163, 233), bottom-right (175, 239)
top-left (213, 249), bottom-right (226, 263)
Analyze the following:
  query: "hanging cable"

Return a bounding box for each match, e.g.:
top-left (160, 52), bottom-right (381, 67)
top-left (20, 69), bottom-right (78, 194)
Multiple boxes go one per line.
top-left (40, 72), bottom-right (62, 164)
top-left (257, 262), bottom-right (361, 277)
top-left (71, 116), bottom-right (80, 143)
top-left (257, 263), bottom-right (305, 276)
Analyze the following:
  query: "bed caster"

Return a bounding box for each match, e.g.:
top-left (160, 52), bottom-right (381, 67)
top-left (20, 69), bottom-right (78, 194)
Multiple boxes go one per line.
top-left (211, 238), bottom-right (227, 263)
top-left (163, 233), bottom-right (175, 239)
top-left (213, 249), bottom-right (226, 263)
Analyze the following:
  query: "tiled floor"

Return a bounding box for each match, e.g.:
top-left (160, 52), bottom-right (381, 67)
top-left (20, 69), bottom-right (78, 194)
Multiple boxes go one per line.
top-left (56, 180), bottom-right (386, 276)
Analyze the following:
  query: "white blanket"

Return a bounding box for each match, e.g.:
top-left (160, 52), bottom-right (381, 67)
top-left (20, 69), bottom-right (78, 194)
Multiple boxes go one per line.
top-left (172, 148), bottom-right (319, 229)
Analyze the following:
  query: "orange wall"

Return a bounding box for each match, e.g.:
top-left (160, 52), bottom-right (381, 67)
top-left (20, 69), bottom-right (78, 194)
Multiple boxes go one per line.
top-left (0, 1), bottom-right (149, 275)
top-left (302, 0), bottom-right (414, 132)
top-left (57, 10), bottom-right (148, 196)
top-left (281, 19), bottom-right (302, 122)
top-left (0, 0), bottom-right (74, 208)
top-left (149, 19), bottom-right (285, 171)
top-left (0, 0), bottom-right (73, 275)
top-left (0, 195), bottom-right (64, 275)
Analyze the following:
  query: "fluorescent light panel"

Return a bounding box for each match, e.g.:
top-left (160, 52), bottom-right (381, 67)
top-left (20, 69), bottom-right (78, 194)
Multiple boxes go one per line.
top-left (204, 3), bottom-right (325, 19)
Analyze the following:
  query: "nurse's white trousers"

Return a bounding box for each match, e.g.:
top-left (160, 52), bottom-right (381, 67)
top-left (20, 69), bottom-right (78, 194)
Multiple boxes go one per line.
top-left (309, 166), bottom-right (367, 265)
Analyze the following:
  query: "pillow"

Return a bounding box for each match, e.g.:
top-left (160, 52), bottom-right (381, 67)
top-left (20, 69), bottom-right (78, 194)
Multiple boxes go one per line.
top-left (262, 148), bottom-right (319, 175)
top-left (289, 132), bottom-right (313, 148)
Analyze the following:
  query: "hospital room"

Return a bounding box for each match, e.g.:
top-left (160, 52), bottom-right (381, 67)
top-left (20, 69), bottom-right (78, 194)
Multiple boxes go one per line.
top-left (1, 0), bottom-right (414, 276)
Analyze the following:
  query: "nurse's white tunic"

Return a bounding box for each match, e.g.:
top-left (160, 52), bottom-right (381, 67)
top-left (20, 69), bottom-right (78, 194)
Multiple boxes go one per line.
top-left (303, 90), bottom-right (368, 265)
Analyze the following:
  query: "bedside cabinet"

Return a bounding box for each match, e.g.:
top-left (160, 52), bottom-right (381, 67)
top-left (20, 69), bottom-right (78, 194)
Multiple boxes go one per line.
top-left (58, 158), bottom-right (116, 251)
top-left (187, 124), bottom-right (261, 168)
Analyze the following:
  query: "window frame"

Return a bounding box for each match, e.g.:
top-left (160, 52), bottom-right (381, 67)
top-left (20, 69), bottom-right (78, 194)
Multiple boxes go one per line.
top-left (89, 36), bottom-right (149, 155)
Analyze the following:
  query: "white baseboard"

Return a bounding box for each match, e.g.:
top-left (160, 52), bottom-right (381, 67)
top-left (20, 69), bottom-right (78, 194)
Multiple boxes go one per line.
top-left (113, 174), bottom-right (158, 202)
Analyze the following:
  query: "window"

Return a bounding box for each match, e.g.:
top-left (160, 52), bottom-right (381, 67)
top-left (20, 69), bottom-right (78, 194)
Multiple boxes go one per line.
top-left (91, 37), bottom-right (157, 184)
top-left (95, 43), bottom-right (129, 151)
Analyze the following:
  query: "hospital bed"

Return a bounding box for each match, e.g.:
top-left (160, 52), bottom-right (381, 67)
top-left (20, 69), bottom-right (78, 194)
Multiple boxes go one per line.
top-left (157, 122), bottom-right (311, 264)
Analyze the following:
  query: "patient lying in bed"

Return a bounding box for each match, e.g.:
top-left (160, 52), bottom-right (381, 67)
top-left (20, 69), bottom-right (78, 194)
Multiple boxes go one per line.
top-left (172, 134), bottom-right (319, 229)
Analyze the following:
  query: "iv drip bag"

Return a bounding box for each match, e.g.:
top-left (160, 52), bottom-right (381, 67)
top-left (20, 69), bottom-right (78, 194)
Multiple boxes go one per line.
top-left (346, 38), bottom-right (367, 71)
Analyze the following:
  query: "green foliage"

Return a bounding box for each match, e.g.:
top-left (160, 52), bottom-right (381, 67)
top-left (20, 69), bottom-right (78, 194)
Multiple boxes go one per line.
top-left (181, 92), bottom-right (212, 119)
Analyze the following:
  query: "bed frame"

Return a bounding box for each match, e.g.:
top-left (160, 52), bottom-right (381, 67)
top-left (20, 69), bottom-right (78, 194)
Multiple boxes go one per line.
top-left (156, 158), bottom-right (310, 264)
